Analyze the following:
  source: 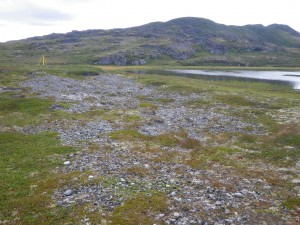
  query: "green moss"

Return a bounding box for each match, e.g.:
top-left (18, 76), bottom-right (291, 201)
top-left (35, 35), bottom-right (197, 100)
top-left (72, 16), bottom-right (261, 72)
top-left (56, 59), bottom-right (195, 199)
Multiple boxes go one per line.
top-left (238, 134), bottom-right (258, 143)
top-left (187, 146), bottom-right (239, 168)
top-left (154, 133), bottom-right (180, 147)
top-left (215, 94), bottom-right (257, 107)
top-left (241, 125), bottom-right (300, 166)
top-left (126, 166), bottom-right (149, 177)
top-left (184, 98), bottom-right (212, 108)
top-left (139, 101), bottom-right (158, 109)
top-left (0, 96), bottom-right (54, 126)
top-left (283, 197), bottom-right (300, 210)
top-left (0, 96), bottom-right (52, 114)
top-left (180, 137), bottom-right (201, 149)
top-left (0, 132), bottom-right (73, 224)
top-left (111, 193), bottom-right (168, 225)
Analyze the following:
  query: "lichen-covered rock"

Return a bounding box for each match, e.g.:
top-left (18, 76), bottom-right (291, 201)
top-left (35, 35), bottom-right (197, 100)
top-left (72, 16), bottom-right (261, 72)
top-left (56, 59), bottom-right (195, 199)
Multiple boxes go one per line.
top-left (203, 41), bottom-right (227, 55)
top-left (132, 59), bottom-right (146, 65)
top-left (94, 53), bottom-right (127, 65)
top-left (160, 43), bottom-right (195, 60)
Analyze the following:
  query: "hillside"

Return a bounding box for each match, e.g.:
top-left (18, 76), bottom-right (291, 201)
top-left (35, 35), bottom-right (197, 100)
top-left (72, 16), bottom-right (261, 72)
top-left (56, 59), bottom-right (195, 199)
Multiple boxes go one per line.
top-left (1, 17), bottom-right (300, 66)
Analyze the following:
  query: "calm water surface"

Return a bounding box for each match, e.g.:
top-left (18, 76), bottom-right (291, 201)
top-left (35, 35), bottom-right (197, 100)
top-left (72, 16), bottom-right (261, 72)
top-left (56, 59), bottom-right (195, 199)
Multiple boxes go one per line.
top-left (170, 70), bottom-right (300, 90)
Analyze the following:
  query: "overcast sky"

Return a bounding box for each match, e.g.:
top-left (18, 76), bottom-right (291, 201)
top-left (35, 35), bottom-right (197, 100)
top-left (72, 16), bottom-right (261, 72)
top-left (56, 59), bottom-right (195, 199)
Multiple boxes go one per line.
top-left (0, 0), bottom-right (299, 42)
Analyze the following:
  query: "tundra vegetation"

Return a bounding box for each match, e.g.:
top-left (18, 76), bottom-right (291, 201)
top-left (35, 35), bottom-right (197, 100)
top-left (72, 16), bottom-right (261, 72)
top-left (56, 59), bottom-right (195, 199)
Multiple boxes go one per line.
top-left (0, 63), bottom-right (299, 224)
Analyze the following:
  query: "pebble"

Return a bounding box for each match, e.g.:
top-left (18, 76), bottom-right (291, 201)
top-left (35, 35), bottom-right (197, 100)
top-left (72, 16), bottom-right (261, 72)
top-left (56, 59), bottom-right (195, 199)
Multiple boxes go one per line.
top-left (233, 192), bottom-right (244, 198)
top-left (173, 212), bottom-right (181, 218)
top-left (144, 164), bottom-right (150, 169)
top-left (64, 190), bottom-right (73, 196)
top-left (170, 179), bottom-right (176, 184)
top-left (64, 161), bottom-right (71, 165)
top-left (240, 189), bottom-right (249, 195)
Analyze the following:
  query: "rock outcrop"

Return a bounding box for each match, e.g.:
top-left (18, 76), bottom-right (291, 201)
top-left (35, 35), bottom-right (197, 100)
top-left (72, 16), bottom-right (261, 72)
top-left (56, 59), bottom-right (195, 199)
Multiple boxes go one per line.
top-left (203, 41), bottom-right (227, 55)
top-left (94, 53), bottom-right (127, 66)
top-left (6, 17), bottom-right (300, 66)
top-left (160, 43), bottom-right (196, 60)
top-left (131, 59), bottom-right (147, 65)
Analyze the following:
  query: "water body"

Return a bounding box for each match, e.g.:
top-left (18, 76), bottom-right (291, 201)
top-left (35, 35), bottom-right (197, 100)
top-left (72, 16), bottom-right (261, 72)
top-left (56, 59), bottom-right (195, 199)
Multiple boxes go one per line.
top-left (170, 70), bottom-right (300, 90)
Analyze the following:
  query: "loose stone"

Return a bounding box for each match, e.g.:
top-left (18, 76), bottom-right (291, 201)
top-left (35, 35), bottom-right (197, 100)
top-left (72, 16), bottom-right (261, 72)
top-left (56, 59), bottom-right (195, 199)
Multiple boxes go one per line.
top-left (64, 190), bottom-right (73, 196)
top-left (64, 161), bottom-right (71, 165)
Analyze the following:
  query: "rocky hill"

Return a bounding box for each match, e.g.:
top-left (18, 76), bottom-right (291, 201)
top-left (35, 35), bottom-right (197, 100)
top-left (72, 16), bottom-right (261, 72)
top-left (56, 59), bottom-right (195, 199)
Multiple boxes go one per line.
top-left (1, 17), bottom-right (300, 66)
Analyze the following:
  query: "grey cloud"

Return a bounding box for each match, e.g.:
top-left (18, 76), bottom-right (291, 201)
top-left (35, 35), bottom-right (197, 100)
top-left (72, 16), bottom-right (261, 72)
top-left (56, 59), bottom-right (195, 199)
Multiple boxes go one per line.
top-left (0, 4), bottom-right (72, 25)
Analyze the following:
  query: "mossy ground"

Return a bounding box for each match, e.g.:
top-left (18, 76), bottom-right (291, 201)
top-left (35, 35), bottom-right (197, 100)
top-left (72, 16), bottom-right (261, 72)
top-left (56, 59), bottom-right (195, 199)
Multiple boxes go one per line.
top-left (0, 64), bottom-right (299, 224)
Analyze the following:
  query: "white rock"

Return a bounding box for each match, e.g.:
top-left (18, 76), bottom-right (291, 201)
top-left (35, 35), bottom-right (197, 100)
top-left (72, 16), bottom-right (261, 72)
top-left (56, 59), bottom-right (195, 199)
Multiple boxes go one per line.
top-left (241, 189), bottom-right (248, 195)
top-left (173, 212), bottom-right (181, 218)
top-left (88, 175), bottom-right (94, 180)
top-left (192, 179), bottom-right (201, 184)
top-left (233, 192), bottom-right (243, 198)
top-left (215, 201), bottom-right (222, 206)
top-left (170, 179), bottom-right (176, 184)
top-left (64, 189), bottom-right (73, 196)
top-left (263, 185), bottom-right (271, 190)
top-left (144, 164), bottom-right (150, 169)
top-left (291, 179), bottom-right (300, 184)
top-left (64, 161), bottom-right (71, 165)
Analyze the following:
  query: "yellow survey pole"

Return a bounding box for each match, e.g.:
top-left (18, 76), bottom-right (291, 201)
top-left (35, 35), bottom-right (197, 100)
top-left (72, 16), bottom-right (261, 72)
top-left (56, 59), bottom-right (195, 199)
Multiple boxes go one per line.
top-left (38, 55), bottom-right (47, 66)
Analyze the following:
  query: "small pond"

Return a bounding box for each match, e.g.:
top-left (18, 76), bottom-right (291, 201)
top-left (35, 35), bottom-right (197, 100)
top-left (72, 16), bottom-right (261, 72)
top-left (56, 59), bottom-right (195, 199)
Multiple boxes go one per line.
top-left (169, 70), bottom-right (300, 90)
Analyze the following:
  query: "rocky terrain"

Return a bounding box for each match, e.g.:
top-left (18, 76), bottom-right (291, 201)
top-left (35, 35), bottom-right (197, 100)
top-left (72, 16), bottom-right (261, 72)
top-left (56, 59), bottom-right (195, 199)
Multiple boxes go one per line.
top-left (18, 72), bottom-right (300, 224)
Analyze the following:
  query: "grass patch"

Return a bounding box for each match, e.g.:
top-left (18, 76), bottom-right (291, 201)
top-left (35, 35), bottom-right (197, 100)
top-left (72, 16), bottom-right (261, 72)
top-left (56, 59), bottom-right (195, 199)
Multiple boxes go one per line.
top-left (240, 124), bottom-right (300, 166)
top-left (215, 94), bottom-right (257, 107)
top-left (152, 151), bottom-right (181, 163)
top-left (139, 101), bottom-right (158, 109)
top-left (0, 132), bottom-right (73, 224)
top-left (274, 125), bottom-right (300, 147)
top-left (0, 96), bottom-right (53, 126)
top-left (184, 98), bottom-right (212, 108)
top-left (126, 166), bottom-right (149, 177)
top-left (0, 96), bottom-right (52, 114)
top-left (187, 146), bottom-right (239, 169)
top-left (180, 137), bottom-right (201, 149)
top-left (283, 197), bottom-right (300, 210)
top-left (155, 133), bottom-right (181, 147)
top-left (123, 114), bottom-right (141, 122)
top-left (111, 193), bottom-right (168, 225)
top-left (247, 146), bottom-right (299, 167)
